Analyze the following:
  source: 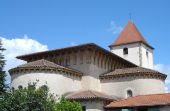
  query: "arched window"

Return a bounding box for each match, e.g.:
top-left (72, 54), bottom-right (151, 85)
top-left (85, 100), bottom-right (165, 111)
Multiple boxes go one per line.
top-left (127, 90), bottom-right (133, 98)
top-left (18, 85), bottom-right (23, 89)
top-left (123, 47), bottom-right (128, 55)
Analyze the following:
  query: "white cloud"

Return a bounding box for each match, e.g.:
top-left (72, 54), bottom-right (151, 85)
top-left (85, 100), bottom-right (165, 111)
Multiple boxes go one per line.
top-left (108, 21), bottom-right (123, 34)
top-left (0, 35), bottom-right (48, 84)
top-left (70, 42), bottom-right (76, 46)
top-left (154, 64), bottom-right (170, 92)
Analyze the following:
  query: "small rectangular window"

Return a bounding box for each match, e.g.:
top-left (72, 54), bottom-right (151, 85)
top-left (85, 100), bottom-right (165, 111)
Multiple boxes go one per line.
top-left (123, 48), bottom-right (128, 55)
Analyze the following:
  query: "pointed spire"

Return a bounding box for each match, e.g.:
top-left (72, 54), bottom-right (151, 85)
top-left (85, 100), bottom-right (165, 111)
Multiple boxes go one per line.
top-left (110, 21), bottom-right (153, 49)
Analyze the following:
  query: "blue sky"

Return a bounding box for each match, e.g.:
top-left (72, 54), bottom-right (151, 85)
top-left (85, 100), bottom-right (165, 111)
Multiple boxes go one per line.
top-left (0, 0), bottom-right (170, 64)
top-left (0, 0), bottom-right (170, 89)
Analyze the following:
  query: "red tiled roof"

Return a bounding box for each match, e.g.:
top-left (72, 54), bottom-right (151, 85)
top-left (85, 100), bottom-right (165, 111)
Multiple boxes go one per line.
top-left (110, 21), bottom-right (153, 49)
top-left (100, 67), bottom-right (167, 80)
top-left (66, 90), bottom-right (115, 100)
top-left (9, 59), bottom-right (82, 76)
top-left (101, 67), bottom-right (164, 76)
top-left (106, 93), bottom-right (170, 108)
top-left (17, 59), bottom-right (66, 69)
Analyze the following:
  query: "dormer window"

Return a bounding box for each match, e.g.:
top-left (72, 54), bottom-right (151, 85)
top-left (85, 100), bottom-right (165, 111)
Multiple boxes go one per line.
top-left (123, 47), bottom-right (128, 55)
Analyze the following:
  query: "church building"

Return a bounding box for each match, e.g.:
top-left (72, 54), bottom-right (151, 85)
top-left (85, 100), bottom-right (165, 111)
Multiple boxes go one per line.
top-left (9, 21), bottom-right (170, 111)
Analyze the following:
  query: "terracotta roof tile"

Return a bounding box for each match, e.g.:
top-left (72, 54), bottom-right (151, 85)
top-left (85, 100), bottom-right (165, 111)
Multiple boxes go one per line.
top-left (17, 59), bottom-right (65, 69)
top-left (106, 93), bottom-right (170, 108)
top-left (101, 67), bottom-right (162, 76)
top-left (110, 21), bottom-right (153, 49)
top-left (100, 67), bottom-right (167, 80)
top-left (66, 90), bottom-right (116, 100)
top-left (9, 59), bottom-right (82, 76)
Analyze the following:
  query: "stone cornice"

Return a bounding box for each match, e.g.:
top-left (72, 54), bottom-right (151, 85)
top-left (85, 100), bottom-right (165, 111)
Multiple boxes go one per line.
top-left (99, 72), bottom-right (167, 80)
top-left (9, 67), bottom-right (83, 78)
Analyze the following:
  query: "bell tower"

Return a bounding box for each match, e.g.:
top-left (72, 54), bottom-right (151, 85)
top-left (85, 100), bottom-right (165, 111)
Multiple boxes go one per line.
top-left (109, 21), bottom-right (154, 69)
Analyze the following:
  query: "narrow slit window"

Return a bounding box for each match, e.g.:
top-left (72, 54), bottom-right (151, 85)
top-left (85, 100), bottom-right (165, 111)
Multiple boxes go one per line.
top-left (123, 47), bottom-right (128, 55)
top-left (146, 50), bottom-right (149, 57)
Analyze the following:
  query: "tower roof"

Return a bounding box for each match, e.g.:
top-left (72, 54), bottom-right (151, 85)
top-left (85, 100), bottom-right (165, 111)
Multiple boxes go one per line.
top-left (109, 21), bottom-right (153, 49)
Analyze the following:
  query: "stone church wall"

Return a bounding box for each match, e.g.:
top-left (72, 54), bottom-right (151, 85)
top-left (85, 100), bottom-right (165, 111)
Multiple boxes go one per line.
top-left (47, 48), bottom-right (126, 91)
top-left (101, 77), bottom-right (165, 98)
top-left (11, 72), bottom-right (81, 96)
top-left (110, 43), bottom-right (154, 69)
top-left (79, 100), bottom-right (104, 111)
top-left (141, 43), bottom-right (153, 69)
top-left (110, 43), bottom-right (140, 67)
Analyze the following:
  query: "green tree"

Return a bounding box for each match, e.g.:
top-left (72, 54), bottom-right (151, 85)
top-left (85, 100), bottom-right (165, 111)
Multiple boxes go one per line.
top-left (0, 40), bottom-right (6, 95)
top-left (55, 96), bottom-right (82, 111)
top-left (0, 83), bottom-right (56, 111)
top-left (0, 83), bottom-right (83, 111)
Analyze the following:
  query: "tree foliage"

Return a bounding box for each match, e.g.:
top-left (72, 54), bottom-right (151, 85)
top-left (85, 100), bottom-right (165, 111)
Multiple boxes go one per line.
top-left (55, 96), bottom-right (82, 111)
top-left (0, 83), bottom-right (82, 111)
top-left (0, 83), bottom-right (56, 111)
top-left (0, 40), bottom-right (6, 95)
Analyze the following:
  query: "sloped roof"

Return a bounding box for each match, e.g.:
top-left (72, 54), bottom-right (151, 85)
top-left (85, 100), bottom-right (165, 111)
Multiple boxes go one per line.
top-left (100, 67), bottom-right (167, 80)
top-left (110, 21), bottom-right (153, 49)
top-left (16, 43), bottom-right (94, 60)
top-left (16, 43), bottom-right (136, 68)
top-left (9, 59), bottom-right (82, 76)
top-left (17, 59), bottom-right (65, 69)
top-left (101, 67), bottom-right (163, 76)
top-left (66, 90), bottom-right (115, 100)
top-left (105, 93), bottom-right (170, 108)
